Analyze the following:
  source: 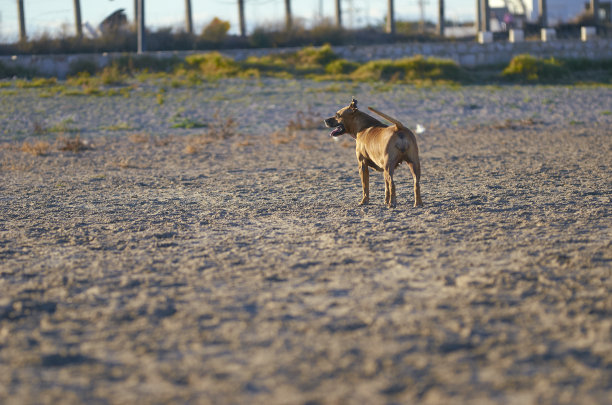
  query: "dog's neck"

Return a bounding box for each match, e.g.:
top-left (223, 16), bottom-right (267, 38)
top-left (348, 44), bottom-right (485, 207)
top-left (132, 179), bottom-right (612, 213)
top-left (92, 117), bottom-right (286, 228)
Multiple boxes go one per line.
top-left (345, 110), bottom-right (385, 137)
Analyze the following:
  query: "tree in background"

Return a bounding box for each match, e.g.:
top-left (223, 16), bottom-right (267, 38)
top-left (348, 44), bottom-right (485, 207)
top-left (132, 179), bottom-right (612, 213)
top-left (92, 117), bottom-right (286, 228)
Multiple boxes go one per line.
top-left (202, 17), bottom-right (230, 43)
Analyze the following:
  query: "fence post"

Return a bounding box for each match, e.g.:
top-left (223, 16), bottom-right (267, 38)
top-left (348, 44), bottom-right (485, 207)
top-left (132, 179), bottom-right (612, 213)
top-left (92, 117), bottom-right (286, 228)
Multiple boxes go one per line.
top-left (238, 0), bottom-right (246, 37)
top-left (17, 0), bottom-right (26, 42)
top-left (480, 0), bottom-right (490, 32)
top-left (137, 0), bottom-right (145, 53)
top-left (73, 0), bottom-right (82, 38)
top-left (185, 0), bottom-right (193, 34)
top-left (285, 0), bottom-right (292, 31)
top-left (437, 0), bottom-right (445, 36)
top-left (386, 0), bottom-right (395, 34)
top-left (538, 0), bottom-right (547, 27)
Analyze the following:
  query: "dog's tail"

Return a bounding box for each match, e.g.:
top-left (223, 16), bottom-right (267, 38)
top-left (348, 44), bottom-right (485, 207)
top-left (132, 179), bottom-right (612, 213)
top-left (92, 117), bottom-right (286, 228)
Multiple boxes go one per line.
top-left (368, 106), bottom-right (407, 130)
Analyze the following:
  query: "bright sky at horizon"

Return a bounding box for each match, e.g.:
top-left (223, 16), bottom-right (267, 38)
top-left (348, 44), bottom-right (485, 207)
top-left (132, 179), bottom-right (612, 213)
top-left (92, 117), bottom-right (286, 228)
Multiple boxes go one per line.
top-left (0, 0), bottom-right (483, 42)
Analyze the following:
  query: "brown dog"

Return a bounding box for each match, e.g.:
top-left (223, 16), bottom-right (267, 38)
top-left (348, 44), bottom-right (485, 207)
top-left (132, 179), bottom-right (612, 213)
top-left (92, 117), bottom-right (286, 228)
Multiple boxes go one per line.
top-left (324, 98), bottom-right (423, 208)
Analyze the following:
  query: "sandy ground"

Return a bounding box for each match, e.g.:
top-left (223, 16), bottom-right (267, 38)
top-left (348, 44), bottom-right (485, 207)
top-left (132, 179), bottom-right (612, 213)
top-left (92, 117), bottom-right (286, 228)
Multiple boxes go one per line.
top-left (0, 79), bottom-right (611, 404)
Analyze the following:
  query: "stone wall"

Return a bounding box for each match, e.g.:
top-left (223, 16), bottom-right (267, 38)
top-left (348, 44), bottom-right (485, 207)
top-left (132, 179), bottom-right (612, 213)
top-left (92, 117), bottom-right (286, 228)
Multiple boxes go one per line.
top-left (2, 38), bottom-right (611, 79)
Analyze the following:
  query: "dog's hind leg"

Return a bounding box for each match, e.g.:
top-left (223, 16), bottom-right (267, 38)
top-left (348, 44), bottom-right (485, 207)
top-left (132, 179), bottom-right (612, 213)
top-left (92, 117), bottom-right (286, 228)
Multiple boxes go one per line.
top-left (359, 161), bottom-right (370, 205)
top-left (384, 167), bottom-right (396, 208)
top-left (407, 161), bottom-right (423, 207)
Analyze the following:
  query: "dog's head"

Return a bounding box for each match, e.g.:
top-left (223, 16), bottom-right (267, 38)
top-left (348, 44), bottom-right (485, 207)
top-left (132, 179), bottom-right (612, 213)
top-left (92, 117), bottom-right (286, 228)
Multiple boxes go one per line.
top-left (324, 98), bottom-right (359, 137)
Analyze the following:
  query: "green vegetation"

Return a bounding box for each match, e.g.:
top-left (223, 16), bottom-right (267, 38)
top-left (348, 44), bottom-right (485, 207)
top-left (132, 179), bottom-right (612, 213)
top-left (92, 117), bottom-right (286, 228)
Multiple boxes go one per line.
top-left (2, 46), bottom-right (611, 94)
top-left (171, 114), bottom-right (207, 129)
top-left (48, 118), bottom-right (79, 133)
top-left (351, 55), bottom-right (464, 84)
top-left (185, 52), bottom-right (240, 78)
top-left (101, 122), bottom-right (133, 131)
top-left (501, 54), bottom-right (568, 82)
top-left (15, 77), bottom-right (58, 88)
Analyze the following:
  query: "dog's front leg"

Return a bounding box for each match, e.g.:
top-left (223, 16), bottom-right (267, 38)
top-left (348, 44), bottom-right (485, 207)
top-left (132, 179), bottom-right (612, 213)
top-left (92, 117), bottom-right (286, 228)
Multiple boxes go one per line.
top-left (359, 161), bottom-right (369, 205)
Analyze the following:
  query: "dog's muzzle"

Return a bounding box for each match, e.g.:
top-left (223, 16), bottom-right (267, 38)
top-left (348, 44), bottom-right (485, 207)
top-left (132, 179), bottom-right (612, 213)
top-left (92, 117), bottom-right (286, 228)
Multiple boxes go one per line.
top-left (324, 117), bottom-right (346, 137)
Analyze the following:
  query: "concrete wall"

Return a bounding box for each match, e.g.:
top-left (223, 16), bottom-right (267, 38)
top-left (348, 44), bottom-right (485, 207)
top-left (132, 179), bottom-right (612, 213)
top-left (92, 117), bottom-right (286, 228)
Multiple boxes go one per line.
top-left (333, 38), bottom-right (612, 67)
top-left (2, 38), bottom-right (612, 79)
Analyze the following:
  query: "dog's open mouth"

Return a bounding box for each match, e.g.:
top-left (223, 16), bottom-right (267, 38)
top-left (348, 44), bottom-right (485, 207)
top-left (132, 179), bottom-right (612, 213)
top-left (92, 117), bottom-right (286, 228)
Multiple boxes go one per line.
top-left (329, 123), bottom-right (345, 137)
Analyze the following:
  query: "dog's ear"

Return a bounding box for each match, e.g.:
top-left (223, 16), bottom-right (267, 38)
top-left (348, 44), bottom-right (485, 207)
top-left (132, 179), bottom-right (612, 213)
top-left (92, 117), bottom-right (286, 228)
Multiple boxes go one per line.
top-left (349, 98), bottom-right (358, 111)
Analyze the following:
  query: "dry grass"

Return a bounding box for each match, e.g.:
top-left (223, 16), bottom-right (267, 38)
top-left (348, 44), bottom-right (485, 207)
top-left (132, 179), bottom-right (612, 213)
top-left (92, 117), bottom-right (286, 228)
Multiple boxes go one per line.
top-left (32, 120), bottom-right (48, 135)
top-left (57, 135), bottom-right (90, 152)
top-left (340, 139), bottom-right (354, 148)
top-left (183, 144), bottom-right (199, 155)
top-left (207, 111), bottom-right (238, 140)
top-left (129, 132), bottom-right (151, 144)
top-left (232, 135), bottom-right (256, 149)
top-left (185, 111), bottom-right (238, 150)
top-left (20, 140), bottom-right (50, 156)
top-left (270, 130), bottom-right (296, 145)
top-left (287, 107), bottom-right (321, 131)
top-left (154, 135), bottom-right (175, 147)
top-left (492, 118), bottom-right (540, 130)
top-left (180, 112), bottom-right (239, 155)
top-left (298, 140), bottom-right (318, 150)
top-left (117, 158), bottom-right (134, 169)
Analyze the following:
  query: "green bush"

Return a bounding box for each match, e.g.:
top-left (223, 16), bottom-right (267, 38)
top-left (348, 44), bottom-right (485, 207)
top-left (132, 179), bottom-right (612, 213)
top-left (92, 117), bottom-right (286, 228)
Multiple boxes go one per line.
top-left (352, 55), bottom-right (463, 83)
top-left (502, 54), bottom-right (568, 82)
top-left (325, 59), bottom-right (359, 75)
top-left (293, 44), bottom-right (338, 66)
top-left (244, 44), bottom-right (340, 77)
top-left (100, 65), bottom-right (127, 85)
top-left (242, 55), bottom-right (288, 76)
top-left (202, 17), bottom-right (231, 43)
top-left (185, 52), bottom-right (238, 78)
top-left (15, 77), bottom-right (57, 88)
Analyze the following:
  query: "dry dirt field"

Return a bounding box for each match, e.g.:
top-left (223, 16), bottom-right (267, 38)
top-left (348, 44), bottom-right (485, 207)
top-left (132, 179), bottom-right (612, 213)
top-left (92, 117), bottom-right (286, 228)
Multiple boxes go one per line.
top-left (0, 79), bottom-right (611, 404)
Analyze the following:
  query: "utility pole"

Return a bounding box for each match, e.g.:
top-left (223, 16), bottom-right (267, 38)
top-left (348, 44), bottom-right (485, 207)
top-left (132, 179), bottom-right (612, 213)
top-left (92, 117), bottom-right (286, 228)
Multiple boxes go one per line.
top-left (386, 0), bottom-right (395, 34)
top-left (437, 0), bottom-right (445, 36)
top-left (17, 0), bottom-right (26, 42)
top-left (238, 0), bottom-right (246, 37)
top-left (538, 0), bottom-right (547, 26)
top-left (475, 0), bottom-right (482, 31)
top-left (185, 0), bottom-right (193, 34)
top-left (335, 0), bottom-right (342, 28)
top-left (285, 0), bottom-right (292, 31)
top-left (73, 0), bottom-right (82, 38)
top-left (137, 0), bottom-right (145, 53)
